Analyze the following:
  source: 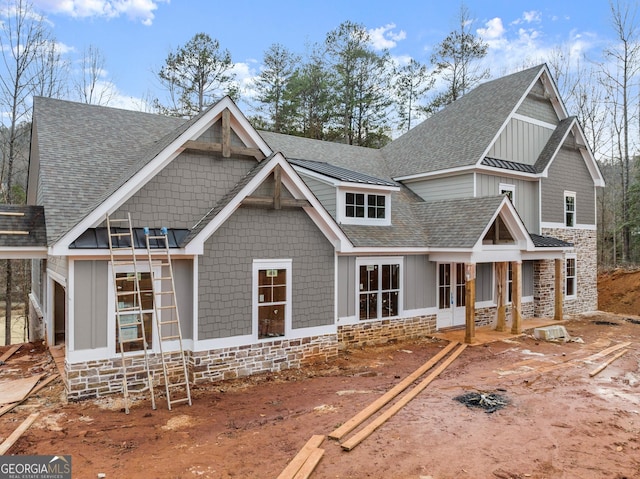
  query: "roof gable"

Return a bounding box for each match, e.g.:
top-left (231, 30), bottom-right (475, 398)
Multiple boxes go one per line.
top-left (45, 97), bottom-right (274, 253)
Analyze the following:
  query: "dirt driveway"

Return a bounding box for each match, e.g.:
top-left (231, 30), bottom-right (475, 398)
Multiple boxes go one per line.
top-left (1, 311), bottom-right (639, 479)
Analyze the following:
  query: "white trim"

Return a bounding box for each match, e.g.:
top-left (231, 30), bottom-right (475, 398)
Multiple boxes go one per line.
top-left (355, 256), bottom-right (403, 321)
top-left (46, 268), bottom-right (67, 288)
top-left (192, 257), bottom-right (199, 343)
top-left (253, 259), bottom-right (292, 340)
top-left (293, 165), bottom-right (400, 193)
top-left (499, 182), bottom-right (515, 200)
top-left (67, 347), bottom-right (110, 363)
top-left (337, 189), bottom-right (392, 226)
top-left (394, 165), bottom-right (476, 182)
top-left (511, 112), bottom-right (557, 130)
top-left (66, 261), bottom-right (73, 352)
top-left (476, 164), bottom-right (540, 180)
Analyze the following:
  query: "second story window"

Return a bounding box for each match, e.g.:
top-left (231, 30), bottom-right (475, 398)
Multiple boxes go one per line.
top-left (346, 192), bottom-right (386, 219)
top-left (565, 192), bottom-right (576, 227)
top-left (340, 190), bottom-right (391, 225)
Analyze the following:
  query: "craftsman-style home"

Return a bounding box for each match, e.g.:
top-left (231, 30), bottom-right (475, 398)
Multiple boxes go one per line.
top-left (24, 63), bottom-right (603, 399)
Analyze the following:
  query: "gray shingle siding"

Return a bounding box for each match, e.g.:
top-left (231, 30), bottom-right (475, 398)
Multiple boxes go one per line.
top-left (115, 152), bottom-right (257, 229)
top-left (541, 145), bottom-right (595, 225)
top-left (516, 83), bottom-right (560, 124)
top-left (476, 174), bottom-right (539, 233)
top-left (301, 175), bottom-right (337, 218)
top-left (198, 206), bottom-right (334, 340)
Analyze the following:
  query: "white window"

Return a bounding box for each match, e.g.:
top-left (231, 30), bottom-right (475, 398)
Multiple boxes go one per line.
top-left (253, 260), bottom-right (292, 339)
top-left (109, 262), bottom-right (160, 356)
top-left (565, 255), bottom-right (577, 298)
top-left (357, 258), bottom-right (402, 320)
top-left (499, 183), bottom-right (515, 202)
top-left (339, 190), bottom-right (391, 225)
top-left (564, 191), bottom-right (576, 227)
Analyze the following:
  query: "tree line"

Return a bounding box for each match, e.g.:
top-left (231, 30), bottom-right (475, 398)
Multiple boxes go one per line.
top-left (0, 0), bottom-right (640, 343)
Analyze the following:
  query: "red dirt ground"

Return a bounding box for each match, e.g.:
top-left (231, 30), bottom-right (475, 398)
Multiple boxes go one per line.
top-left (0, 272), bottom-right (639, 479)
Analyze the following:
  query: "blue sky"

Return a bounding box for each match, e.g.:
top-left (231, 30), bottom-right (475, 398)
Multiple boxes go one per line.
top-left (30, 0), bottom-right (617, 111)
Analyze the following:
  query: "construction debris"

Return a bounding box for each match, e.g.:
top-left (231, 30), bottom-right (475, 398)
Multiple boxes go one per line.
top-left (276, 435), bottom-right (325, 479)
top-left (589, 349), bottom-right (629, 377)
top-left (0, 412), bottom-right (39, 455)
top-left (455, 391), bottom-right (510, 413)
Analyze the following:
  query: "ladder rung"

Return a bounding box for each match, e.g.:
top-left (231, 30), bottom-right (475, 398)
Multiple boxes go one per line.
top-left (120, 338), bottom-right (144, 344)
top-left (161, 335), bottom-right (181, 341)
top-left (146, 235), bottom-right (168, 240)
top-left (159, 319), bottom-right (179, 326)
top-left (167, 381), bottom-right (188, 388)
top-left (153, 276), bottom-right (172, 281)
top-left (116, 291), bottom-right (138, 296)
top-left (155, 291), bottom-right (173, 295)
top-left (168, 398), bottom-right (191, 406)
top-left (117, 307), bottom-right (143, 313)
top-left (112, 260), bottom-right (135, 265)
top-left (107, 218), bottom-right (130, 223)
top-left (110, 232), bottom-right (132, 237)
top-left (157, 305), bottom-right (176, 311)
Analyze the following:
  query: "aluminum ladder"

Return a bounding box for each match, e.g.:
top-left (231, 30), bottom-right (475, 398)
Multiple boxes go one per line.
top-left (144, 226), bottom-right (192, 410)
top-left (106, 213), bottom-right (156, 414)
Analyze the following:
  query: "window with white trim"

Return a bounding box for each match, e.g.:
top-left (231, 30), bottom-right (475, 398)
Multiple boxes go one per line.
top-left (358, 259), bottom-right (401, 320)
top-left (499, 183), bottom-right (515, 202)
top-left (345, 192), bottom-right (386, 219)
top-left (565, 191), bottom-right (576, 227)
top-left (110, 263), bottom-right (158, 355)
top-left (339, 190), bottom-right (391, 226)
top-left (565, 256), bottom-right (577, 298)
top-left (253, 260), bottom-right (291, 339)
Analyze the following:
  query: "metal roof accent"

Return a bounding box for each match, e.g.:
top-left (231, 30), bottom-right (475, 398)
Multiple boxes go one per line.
top-left (70, 228), bottom-right (189, 249)
top-left (288, 158), bottom-right (398, 187)
top-left (482, 157), bottom-right (537, 174)
top-left (530, 233), bottom-right (573, 248)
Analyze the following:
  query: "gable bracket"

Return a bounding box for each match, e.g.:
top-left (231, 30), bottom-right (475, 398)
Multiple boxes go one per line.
top-left (243, 166), bottom-right (310, 210)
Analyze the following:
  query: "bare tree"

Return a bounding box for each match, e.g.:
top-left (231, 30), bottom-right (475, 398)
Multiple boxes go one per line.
top-left (74, 44), bottom-right (114, 105)
top-left (600, 0), bottom-right (640, 263)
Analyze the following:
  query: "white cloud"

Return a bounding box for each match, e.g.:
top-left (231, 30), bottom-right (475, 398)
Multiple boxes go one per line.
top-left (368, 23), bottom-right (406, 50)
top-left (522, 10), bottom-right (541, 23)
top-left (32, 0), bottom-right (168, 25)
top-left (477, 17), bottom-right (505, 41)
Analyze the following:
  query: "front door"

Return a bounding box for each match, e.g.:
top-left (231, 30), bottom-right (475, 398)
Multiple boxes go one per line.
top-left (437, 263), bottom-right (466, 329)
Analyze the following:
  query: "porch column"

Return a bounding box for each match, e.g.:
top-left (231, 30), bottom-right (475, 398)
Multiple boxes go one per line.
top-left (495, 262), bottom-right (507, 332)
top-left (510, 261), bottom-right (522, 334)
top-left (464, 263), bottom-right (476, 344)
top-left (554, 258), bottom-right (563, 320)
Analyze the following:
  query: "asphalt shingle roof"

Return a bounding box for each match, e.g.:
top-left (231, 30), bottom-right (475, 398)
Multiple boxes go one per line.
top-left (534, 117), bottom-right (575, 173)
top-left (0, 205), bottom-right (46, 247)
top-left (382, 65), bottom-right (544, 179)
top-left (33, 97), bottom-right (183, 243)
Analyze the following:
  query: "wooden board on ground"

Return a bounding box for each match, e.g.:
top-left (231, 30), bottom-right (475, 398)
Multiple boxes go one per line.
top-left (0, 344), bottom-right (21, 363)
top-left (0, 412), bottom-right (39, 455)
top-left (0, 374), bottom-right (60, 417)
top-left (0, 374), bottom-right (43, 404)
top-left (292, 448), bottom-right (324, 479)
top-left (341, 343), bottom-right (467, 451)
top-left (276, 435), bottom-right (325, 479)
top-left (589, 349), bottom-right (629, 377)
top-left (329, 341), bottom-right (458, 441)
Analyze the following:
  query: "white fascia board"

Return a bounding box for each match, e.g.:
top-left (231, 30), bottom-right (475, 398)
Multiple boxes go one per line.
top-left (51, 97), bottom-right (273, 256)
top-left (473, 197), bottom-right (535, 251)
top-left (521, 249), bottom-right (571, 260)
top-left (0, 247), bottom-right (47, 259)
top-left (540, 222), bottom-right (597, 231)
top-left (394, 165), bottom-right (476, 183)
top-left (185, 153), bottom-right (351, 255)
top-left (539, 66), bottom-right (570, 119)
top-left (511, 113), bottom-right (557, 130)
top-left (293, 166), bottom-right (340, 187)
top-left (337, 246), bottom-right (431, 255)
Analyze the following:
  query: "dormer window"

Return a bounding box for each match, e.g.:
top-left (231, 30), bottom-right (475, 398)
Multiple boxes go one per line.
top-left (345, 193), bottom-right (386, 219)
top-left (339, 189), bottom-right (391, 225)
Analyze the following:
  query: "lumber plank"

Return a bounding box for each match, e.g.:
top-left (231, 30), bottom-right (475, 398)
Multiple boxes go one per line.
top-left (276, 435), bottom-right (325, 479)
top-left (0, 374), bottom-right (43, 404)
top-left (0, 344), bottom-right (21, 363)
top-left (292, 448), bottom-right (324, 479)
top-left (589, 349), bottom-right (629, 377)
top-left (329, 341), bottom-right (459, 441)
top-left (0, 412), bottom-right (39, 455)
top-left (341, 344), bottom-right (467, 451)
top-left (0, 374), bottom-right (60, 418)
top-left (584, 341), bottom-right (632, 362)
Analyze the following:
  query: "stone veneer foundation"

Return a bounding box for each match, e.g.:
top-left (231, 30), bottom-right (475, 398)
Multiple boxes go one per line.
top-left (337, 315), bottom-right (437, 348)
top-left (66, 335), bottom-right (338, 400)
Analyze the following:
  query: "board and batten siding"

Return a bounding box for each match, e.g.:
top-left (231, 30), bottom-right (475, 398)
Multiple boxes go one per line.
top-left (516, 80), bottom-right (559, 124)
top-left (404, 255), bottom-right (435, 310)
top-left (337, 256), bottom-right (356, 318)
top-left (198, 206), bottom-right (335, 340)
top-left (541, 146), bottom-right (595, 225)
top-left (299, 175), bottom-right (337, 218)
top-left (476, 174), bottom-right (539, 233)
top-left (487, 117), bottom-right (554, 166)
top-left (407, 174), bottom-right (474, 202)
top-left (162, 260), bottom-right (193, 340)
top-left (74, 260), bottom-right (109, 350)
